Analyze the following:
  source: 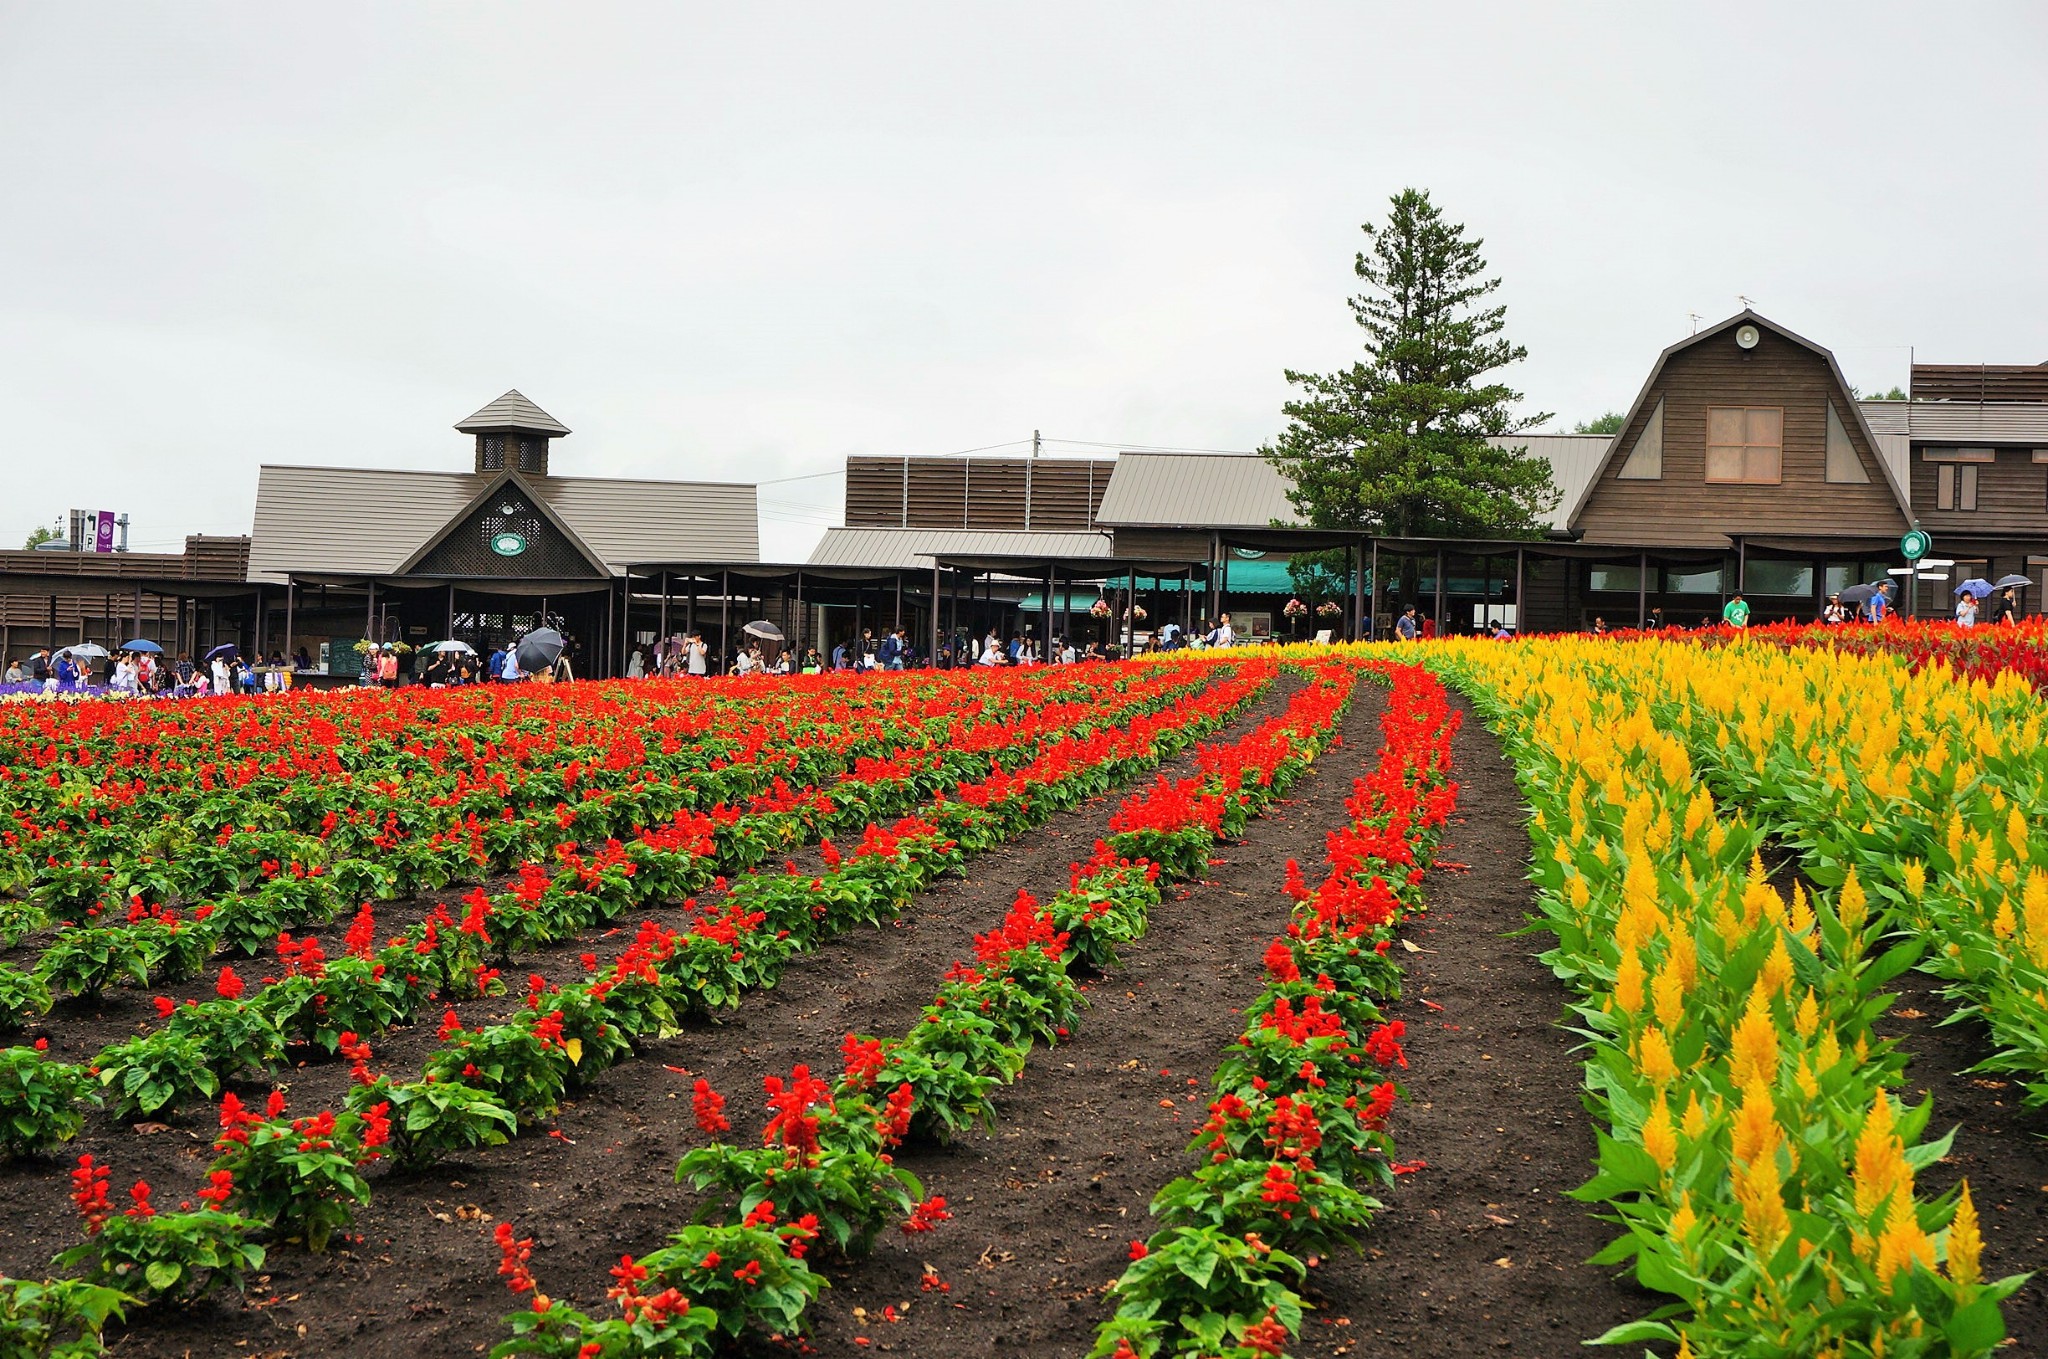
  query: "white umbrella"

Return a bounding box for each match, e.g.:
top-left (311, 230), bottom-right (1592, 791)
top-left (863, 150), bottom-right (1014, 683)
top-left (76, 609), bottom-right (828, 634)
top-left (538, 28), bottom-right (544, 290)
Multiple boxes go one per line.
top-left (430, 640), bottom-right (477, 653)
top-left (57, 643), bottom-right (109, 661)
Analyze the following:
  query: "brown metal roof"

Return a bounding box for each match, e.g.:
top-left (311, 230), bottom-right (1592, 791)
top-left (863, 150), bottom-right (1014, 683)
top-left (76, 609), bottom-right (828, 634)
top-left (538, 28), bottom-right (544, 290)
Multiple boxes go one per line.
top-left (454, 390), bottom-right (571, 436)
top-left (1093, 453), bottom-right (1299, 529)
top-left (807, 527), bottom-right (1113, 571)
top-left (247, 465), bottom-right (758, 583)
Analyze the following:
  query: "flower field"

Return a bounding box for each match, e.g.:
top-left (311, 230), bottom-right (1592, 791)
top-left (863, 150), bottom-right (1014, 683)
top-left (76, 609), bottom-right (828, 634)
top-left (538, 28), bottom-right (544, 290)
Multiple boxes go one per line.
top-left (0, 634), bottom-right (2042, 1358)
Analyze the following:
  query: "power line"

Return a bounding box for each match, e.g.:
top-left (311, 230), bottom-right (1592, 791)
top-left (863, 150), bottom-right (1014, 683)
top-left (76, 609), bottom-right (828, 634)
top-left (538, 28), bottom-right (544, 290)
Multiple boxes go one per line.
top-left (1042, 436), bottom-right (1262, 455)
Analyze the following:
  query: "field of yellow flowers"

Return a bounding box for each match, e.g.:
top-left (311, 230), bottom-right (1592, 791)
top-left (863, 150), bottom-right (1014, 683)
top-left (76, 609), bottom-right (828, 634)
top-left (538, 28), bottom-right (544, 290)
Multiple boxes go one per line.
top-left (1428, 633), bottom-right (2036, 1358)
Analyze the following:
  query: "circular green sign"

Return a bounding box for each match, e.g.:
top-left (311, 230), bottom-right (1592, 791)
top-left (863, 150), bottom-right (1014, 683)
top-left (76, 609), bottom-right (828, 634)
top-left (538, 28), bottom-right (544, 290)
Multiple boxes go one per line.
top-left (1900, 528), bottom-right (1931, 562)
top-left (490, 531), bottom-right (528, 557)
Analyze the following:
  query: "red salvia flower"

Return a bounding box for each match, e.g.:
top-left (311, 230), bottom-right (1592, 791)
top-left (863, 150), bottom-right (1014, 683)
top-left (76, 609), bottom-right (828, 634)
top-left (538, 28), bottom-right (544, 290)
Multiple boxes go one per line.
top-left (126, 1179), bottom-right (156, 1219)
top-left (214, 966), bottom-right (245, 1000)
top-left (691, 1078), bottom-right (730, 1136)
top-left (71, 1154), bottom-right (111, 1234)
top-left (901, 1195), bottom-right (950, 1234)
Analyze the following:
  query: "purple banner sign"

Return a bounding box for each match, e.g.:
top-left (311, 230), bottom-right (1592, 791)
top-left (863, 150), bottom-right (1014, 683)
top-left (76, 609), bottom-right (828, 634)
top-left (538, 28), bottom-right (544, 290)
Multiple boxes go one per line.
top-left (94, 511), bottom-right (115, 553)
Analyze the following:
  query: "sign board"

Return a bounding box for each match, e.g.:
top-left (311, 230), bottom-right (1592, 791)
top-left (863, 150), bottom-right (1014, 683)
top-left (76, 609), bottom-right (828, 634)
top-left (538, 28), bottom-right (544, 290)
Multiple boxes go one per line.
top-left (94, 511), bottom-right (115, 553)
top-left (1900, 528), bottom-right (1931, 562)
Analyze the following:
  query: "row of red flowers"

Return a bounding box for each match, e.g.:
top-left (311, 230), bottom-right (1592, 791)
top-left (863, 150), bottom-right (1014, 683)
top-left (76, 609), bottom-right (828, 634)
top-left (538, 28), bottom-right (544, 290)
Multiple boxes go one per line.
top-left (484, 659), bottom-right (1362, 1355)
top-left (1095, 659), bottom-right (1461, 1359)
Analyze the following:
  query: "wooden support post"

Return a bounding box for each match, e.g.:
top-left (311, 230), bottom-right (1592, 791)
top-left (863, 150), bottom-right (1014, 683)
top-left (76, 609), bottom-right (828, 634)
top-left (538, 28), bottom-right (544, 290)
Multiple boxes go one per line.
top-left (930, 563), bottom-right (941, 665)
top-left (1637, 552), bottom-right (1649, 630)
top-left (1514, 547), bottom-right (1526, 634)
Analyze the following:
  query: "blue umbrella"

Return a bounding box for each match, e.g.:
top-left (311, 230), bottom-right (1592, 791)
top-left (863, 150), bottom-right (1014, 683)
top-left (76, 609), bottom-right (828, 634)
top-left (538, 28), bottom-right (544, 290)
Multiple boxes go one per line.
top-left (120, 639), bottom-right (164, 654)
top-left (1954, 578), bottom-right (1994, 598)
top-left (204, 643), bottom-right (240, 662)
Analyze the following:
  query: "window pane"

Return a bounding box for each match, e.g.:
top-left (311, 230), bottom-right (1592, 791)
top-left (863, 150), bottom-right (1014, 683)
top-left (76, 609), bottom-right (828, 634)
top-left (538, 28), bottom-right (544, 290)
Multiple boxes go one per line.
top-left (1706, 445), bottom-right (1745, 481)
top-left (1588, 565), bottom-right (1642, 593)
top-left (1745, 408), bottom-right (1784, 446)
top-left (1960, 464), bottom-right (1979, 511)
top-left (1707, 408), bottom-right (1746, 444)
top-left (1666, 567), bottom-right (1724, 594)
top-left (1746, 560), bottom-right (1812, 596)
top-left (1938, 464), bottom-right (1955, 510)
top-left (1746, 444), bottom-right (1782, 483)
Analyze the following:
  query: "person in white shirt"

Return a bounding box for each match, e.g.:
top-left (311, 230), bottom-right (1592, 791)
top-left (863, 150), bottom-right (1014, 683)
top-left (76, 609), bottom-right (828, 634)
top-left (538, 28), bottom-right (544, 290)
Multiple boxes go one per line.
top-left (211, 656), bottom-right (231, 694)
top-left (686, 634), bottom-right (708, 677)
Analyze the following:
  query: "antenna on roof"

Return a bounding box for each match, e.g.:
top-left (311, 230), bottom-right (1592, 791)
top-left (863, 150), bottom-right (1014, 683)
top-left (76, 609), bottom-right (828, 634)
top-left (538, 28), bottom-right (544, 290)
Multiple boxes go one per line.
top-left (1688, 312), bottom-right (1701, 335)
top-left (1737, 294), bottom-right (1755, 311)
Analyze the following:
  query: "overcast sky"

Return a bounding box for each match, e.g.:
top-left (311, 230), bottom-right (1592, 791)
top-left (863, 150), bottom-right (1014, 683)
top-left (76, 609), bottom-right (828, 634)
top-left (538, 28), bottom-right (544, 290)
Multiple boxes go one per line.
top-left (4, 3), bottom-right (2045, 560)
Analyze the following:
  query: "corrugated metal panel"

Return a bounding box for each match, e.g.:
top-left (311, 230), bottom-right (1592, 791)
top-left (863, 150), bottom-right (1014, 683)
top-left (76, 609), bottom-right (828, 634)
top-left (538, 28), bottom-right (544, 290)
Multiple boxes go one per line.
top-left (1902, 404), bottom-right (2048, 442)
top-left (1093, 454), bottom-right (1298, 528)
top-left (247, 465), bottom-right (758, 582)
top-left (1483, 434), bottom-right (1610, 529)
top-left (454, 390), bottom-right (571, 435)
top-left (1859, 401), bottom-right (1910, 434)
top-left (535, 478), bottom-right (757, 569)
top-left (807, 528), bottom-right (1113, 570)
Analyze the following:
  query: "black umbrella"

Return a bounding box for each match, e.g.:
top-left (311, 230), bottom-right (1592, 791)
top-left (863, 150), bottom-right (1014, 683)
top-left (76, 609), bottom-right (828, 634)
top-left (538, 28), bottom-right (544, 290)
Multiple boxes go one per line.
top-left (204, 643), bottom-right (239, 662)
top-left (515, 628), bottom-right (565, 673)
top-left (742, 619), bottom-right (785, 643)
top-left (1837, 583), bottom-right (1881, 607)
top-left (1995, 574), bottom-right (2032, 589)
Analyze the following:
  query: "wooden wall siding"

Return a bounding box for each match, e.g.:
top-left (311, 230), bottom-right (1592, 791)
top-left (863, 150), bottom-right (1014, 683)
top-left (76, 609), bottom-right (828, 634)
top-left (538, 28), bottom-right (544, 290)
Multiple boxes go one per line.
top-left (845, 457), bottom-right (1114, 530)
top-left (1913, 364), bottom-right (2048, 404)
top-left (1574, 328), bottom-right (1908, 546)
top-left (1908, 449), bottom-right (2048, 537)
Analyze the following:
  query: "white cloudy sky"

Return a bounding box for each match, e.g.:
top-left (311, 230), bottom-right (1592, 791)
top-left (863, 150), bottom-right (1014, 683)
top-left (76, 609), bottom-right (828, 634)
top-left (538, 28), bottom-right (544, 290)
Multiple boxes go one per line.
top-left (3, 3), bottom-right (2044, 560)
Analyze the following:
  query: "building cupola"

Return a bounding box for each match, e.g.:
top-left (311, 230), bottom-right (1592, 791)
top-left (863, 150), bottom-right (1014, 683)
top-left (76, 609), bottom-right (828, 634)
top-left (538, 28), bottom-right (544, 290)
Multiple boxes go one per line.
top-left (455, 390), bottom-right (571, 477)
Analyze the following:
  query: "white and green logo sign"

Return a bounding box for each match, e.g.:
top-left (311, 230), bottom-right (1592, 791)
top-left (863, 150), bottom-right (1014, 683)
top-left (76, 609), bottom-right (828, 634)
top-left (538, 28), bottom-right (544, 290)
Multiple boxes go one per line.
top-left (1900, 528), bottom-right (1931, 562)
top-left (490, 531), bottom-right (528, 557)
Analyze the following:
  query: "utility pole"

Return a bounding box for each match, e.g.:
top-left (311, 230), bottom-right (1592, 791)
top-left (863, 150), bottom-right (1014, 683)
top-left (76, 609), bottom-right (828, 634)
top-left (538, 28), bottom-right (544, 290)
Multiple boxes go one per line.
top-left (1025, 430), bottom-right (1039, 530)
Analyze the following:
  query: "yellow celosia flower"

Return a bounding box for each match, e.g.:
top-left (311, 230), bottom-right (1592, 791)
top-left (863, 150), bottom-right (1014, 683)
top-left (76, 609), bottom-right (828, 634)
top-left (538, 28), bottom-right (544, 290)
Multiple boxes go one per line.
top-left (1729, 1077), bottom-right (1781, 1167)
top-left (1949, 1181), bottom-right (1982, 1287)
top-left (2008, 805), bottom-right (2028, 857)
top-left (1639, 1025), bottom-right (1679, 1085)
top-left (1839, 867), bottom-right (1869, 930)
top-left (1728, 985), bottom-right (1780, 1091)
top-left (1853, 1090), bottom-right (1910, 1218)
top-left (1794, 1054), bottom-right (1821, 1102)
top-left (1794, 989), bottom-right (1819, 1040)
top-left (1759, 934), bottom-right (1795, 997)
top-left (1875, 1186), bottom-right (1935, 1283)
top-left (1670, 1191), bottom-right (1697, 1243)
top-left (1681, 1090), bottom-right (1709, 1140)
top-left (1652, 964), bottom-right (1686, 1031)
top-left (1642, 1097), bottom-right (1678, 1173)
top-left (1614, 946), bottom-right (1646, 1016)
top-left (1992, 898), bottom-right (2018, 941)
top-left (1734, 1151), bottom-right (1792, 1258)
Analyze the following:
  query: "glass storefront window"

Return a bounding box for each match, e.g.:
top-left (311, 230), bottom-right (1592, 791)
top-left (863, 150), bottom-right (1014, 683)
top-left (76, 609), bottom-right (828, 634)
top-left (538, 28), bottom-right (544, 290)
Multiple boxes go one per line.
top-left (1665, 567), bottom-right (1725, 595)
top-left (1744, 560), bottom-right (1814, 596)
top-left (1587, 565), bottom-right (1642, 593)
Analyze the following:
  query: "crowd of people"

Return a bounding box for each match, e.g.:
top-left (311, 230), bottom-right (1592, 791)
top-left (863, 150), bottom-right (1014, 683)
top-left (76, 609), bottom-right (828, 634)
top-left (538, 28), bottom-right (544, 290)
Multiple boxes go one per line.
top-left (1, 646), bottom-right (313, 696)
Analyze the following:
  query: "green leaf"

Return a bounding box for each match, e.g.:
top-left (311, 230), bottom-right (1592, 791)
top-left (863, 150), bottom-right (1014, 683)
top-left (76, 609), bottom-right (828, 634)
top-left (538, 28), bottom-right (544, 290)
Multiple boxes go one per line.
top-left (1586, 1318), bottom-right (1679, 1344)
top-left (145, 1260), bottom-right (182, 1292)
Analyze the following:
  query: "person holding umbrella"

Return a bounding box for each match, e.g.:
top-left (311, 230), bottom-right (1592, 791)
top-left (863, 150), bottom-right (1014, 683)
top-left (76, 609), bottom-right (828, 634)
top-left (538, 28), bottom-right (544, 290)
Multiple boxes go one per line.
top-left (1991, 574), bottom-right (2030, 626)
top-left (1956, 590), bottom-right (1979, 627)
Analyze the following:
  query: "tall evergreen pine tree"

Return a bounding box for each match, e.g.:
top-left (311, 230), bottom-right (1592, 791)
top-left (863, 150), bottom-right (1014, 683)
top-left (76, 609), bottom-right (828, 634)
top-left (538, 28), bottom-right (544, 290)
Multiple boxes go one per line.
top-left (1263, 189), bottom-right (1557, 539)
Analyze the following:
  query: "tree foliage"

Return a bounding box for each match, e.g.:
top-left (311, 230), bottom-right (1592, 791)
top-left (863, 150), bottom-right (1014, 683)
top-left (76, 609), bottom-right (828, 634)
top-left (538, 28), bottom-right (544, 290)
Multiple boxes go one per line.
top-left (1573, 412), bottom-right (1625, 434)
top-left (23, 525), bottom-right (59, 550)
top-left (1263, 189), bottom-right (1557, 539)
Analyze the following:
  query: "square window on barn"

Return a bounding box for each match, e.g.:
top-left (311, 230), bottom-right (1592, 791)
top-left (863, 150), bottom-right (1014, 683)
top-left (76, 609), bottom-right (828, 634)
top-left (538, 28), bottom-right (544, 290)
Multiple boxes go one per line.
top-left (1705, 406), bottom-right (1783, 483)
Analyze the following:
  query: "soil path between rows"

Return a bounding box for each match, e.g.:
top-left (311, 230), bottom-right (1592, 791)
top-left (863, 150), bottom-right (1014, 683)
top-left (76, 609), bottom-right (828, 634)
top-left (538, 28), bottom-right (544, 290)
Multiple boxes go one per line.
top-left (1287, 690), bottom-right (1649, 1358)
top-left (9, 669), bottom-right (1297, 1358)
